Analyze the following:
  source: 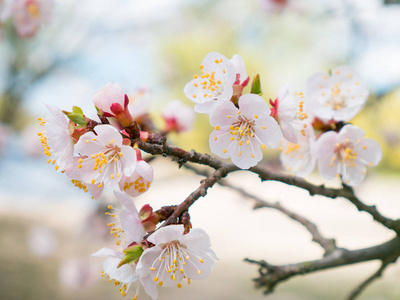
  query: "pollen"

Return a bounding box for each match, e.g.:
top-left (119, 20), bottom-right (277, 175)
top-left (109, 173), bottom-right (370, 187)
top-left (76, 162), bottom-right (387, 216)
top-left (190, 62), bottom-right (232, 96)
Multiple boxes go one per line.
top-left (223, 149), bottom-right (227, 153)
top-left (215, 126), bottom-right (220, 130)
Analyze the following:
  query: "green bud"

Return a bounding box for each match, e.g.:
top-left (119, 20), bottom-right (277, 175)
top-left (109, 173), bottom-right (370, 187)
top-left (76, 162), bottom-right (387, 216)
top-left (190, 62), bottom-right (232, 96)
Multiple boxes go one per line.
top-left (250, 74), bottom-right (263, 96)
top-left (118, 245), bottom-right (144, 268)
top-left (72, 106), bottom-right (84, 115)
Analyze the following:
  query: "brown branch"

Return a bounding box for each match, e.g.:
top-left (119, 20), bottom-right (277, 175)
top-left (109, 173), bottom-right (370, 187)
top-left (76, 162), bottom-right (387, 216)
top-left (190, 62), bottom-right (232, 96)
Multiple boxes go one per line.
top-left (347, 254), bottom-right (399, 300)
top-left (223, 181), bottom-right (337, 254)
top-left (143, 166), bottom-right (232, 241)
top-left (137, 140), bottom-right (400, 234)
top-left (182, 163), bottom-right (337, 254)
top-left (245, 237), bottom-right (400, 296)
top-left (250, 165), bottom-right (400, 234)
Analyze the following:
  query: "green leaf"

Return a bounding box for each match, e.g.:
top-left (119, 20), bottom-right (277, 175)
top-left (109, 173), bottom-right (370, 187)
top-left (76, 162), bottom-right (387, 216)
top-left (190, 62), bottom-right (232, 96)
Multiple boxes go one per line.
top-left (66, 113), bottom-right (87, 126)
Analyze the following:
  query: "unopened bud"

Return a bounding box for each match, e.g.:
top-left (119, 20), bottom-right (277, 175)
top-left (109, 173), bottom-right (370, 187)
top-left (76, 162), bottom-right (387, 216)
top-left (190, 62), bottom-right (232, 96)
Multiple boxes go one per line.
top-left (118, 245), bottom-right (144, 268)
top-left (251, 74), bottom-right (263, 95)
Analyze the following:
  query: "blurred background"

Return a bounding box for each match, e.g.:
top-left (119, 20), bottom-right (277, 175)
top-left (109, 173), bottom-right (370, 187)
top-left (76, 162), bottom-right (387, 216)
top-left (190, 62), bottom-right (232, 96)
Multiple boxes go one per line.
top-left (1, 0), bottom-right (400, 299)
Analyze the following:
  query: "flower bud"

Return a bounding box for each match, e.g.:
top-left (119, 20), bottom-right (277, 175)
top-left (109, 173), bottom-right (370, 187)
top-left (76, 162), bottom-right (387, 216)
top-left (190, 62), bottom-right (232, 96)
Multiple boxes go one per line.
top-left (117, 245), bottom-right (144, 268)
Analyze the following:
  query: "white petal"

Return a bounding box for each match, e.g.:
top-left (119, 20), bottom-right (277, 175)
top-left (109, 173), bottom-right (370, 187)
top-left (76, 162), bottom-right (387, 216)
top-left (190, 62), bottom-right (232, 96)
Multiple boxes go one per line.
top-left (94, 125), bottom-right (123, 146)
top-left (209, 129), bottom-right (236, 159)
top-left (114, 191), bottom-right (138, 214)
top-left (238, 94), bottom-right (271, 118)
top-left (209, 101), bottom-right (238, 127)
top-left (136, 247), bottom-right (162, 277)
top-left (92, 247), bottom-right (123, 258)
top-left (120, 145), bottom-right (137, 177)
top-left (253, 118), bottom-right (282, 149)
top-left (354, 138), bottom-right (382, 167)
top-left (75, 131), bottom-right (104, 156)
top-left (181, 228), bottom-right (211, 251)
top-left (119, 210), bottom-right (145, 243)
top-left (140, 274), bottom-right (159, 300)
top-left (88, 184), bottom-right (104, 200)
top-left (230, 139), bottom-right (262, 169)
top-left (342, 162), bottom-right (366, 186)
top-left (183, 251), bottom-right (215, 280)
top-left (103, 256), bottom-right (138, 283)
top-left (147, 225), bottom-right (184, 245)
top-left (230, 54), bottom-right (247, 82)
top-left (338, 125), bottom-right (365, 142)
top-left (136, 160), bottom-right (154, 182)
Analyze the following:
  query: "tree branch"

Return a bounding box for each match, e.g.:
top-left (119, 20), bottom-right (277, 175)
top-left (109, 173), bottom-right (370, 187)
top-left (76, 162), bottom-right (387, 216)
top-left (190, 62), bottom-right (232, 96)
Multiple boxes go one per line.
top-left (222, 180), bottom-right (337, 254)
top-left (181, 163), bottom-right (337, 254)
top-left (138, 140), bottom-right (400, 234)
top-left (245, 237), bottom-right (400, 296)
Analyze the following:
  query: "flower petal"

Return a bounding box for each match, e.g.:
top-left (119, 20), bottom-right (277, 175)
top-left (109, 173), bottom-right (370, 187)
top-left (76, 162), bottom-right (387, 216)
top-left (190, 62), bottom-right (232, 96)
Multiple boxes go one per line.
top-left (147, 224), bottom-right (184, 245)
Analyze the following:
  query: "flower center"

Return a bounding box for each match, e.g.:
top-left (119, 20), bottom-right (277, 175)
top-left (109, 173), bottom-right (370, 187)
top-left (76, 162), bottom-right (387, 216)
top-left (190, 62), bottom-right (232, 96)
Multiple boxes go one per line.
top-left (230, 114), bottom-right (255, 142)
top-left (150, 241), bottom-right (204, 288)
top-left (328, 84), bottom-right (347, 111)
top-left (334, 141), bottom-right (358, 167)
top-left (191, 60), bottom-right (226, 101)
top-left (123, 176), bottom-right (151, 194)
top-left (78, 138), bottom-right (124, 187)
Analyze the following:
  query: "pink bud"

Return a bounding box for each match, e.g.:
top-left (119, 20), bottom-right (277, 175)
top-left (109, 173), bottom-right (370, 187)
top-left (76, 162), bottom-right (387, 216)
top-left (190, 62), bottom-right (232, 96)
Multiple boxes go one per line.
top-left (139, 204), bottom-right (153, 221)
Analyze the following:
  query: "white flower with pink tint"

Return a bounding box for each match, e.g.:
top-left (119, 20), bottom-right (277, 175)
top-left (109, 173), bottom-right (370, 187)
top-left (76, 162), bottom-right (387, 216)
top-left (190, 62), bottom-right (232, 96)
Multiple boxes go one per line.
top-left (270, 84), bottom-right (310, 143)
top-left (230, 54), bottom-right (250, 96)
top-left (93, 83), bottom-right (126, 115)
top-left (162, 100), bottom-right (195, 133)
top-left (306, 66), bottom-right (369, 122)
top-left (93, 83), bottom-right (134, 127)
top-left (12, 0), bottom-right (53, 38)
top-left (316, 125), bottom-right (382, 186)
top-left (136, 225), bottom-right (218, 289)
top-left (93, 248), bottom-right (158, 300)
top-left (38, 104), bottom-right (77, 174)
top-left (128, 88), bottom-right (151, 119)
top-left (74, 125), bottom-right (137, 190)
top-left (279, 129), bottom-right (317, 177)
top-left (107, 191), bottom-right (146, 247)
top-left (119, 158), bottom-right (154, 197)
top-left (184, 52), bottom-right (236, 114)
top-left (209, 94), bottom-right (282, 169)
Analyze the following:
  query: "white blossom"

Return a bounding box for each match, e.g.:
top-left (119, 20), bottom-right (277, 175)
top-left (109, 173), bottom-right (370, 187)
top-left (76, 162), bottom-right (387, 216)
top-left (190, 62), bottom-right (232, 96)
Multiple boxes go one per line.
top-left (305, 66), bottom-right (369, 122)
top-left (136, 225), bottom-right (218, 289)
top-left (209, 94), bottom-right (282, 169)
top-left (271, 84), bottom-right (310, 143)
top-left (184, 52), bottom-right (236, 114)
top-left (74, 125), bottom-right (137, 190)
top-left (12, 0), bottom-right (53, 38)
top-left (93, 248), bottom-right (158, 300)
top-left (316, 125), bottom-right (382, 186)
top-left (279, 129), bottom-right (317, 177)
top-left (162, 99), bottom-right (195, 133)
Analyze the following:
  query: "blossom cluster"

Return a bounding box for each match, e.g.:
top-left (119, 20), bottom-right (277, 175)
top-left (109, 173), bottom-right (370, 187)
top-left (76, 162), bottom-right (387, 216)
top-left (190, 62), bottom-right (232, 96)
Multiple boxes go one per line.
top-left (183, 53), bottom-right (382, 186)
top-left (39, 83), bottom-right (210, 299)
top-left (0, 0), bottom-right (53, 38)
top-left (39, 51), bottom-right (382, 299)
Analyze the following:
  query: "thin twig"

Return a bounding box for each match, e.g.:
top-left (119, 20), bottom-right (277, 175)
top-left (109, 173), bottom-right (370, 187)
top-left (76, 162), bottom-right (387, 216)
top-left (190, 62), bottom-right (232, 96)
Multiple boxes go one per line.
top-left (182, 163), bottom-right (337, 254)
top-left (221, 180), bottom-right (337, 254)
top-left (347, 255), bottom-right (399, 300)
